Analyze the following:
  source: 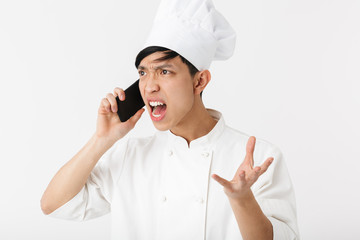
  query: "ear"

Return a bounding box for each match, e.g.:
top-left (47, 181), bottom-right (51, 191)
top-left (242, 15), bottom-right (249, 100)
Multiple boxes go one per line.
top-left (194, 70), bottom-right (211, 95)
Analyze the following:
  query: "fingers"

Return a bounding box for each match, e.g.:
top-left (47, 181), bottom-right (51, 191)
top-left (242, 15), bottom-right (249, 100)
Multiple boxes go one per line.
top-left (106, 93), bottom-right (118, 113)
top-left (215, 156), bottom-right (273, 193)
top-left (246, 136), bottom-right (256, 154)
top-left (247, 157), bottom-right (273, 181)
top-left (211, 174), bottom-right (232, 189)
top-left (127, 108), bottom-right (145, 125)
top-left (238, 170), bottom-right (246, 182)
top-left (99, 88), bottom-right (125, 113)
top-left (244, 136), bottom-right (256, 166)
top-left (100, 97), bottom-right (112, 113)
top-left (114, 87), bottom-right (125, 101)
top-left (238, 157), bottom-right (272, 185)
top-left (238, 167), bottom-right (259, 184)
top-left (258, 157), bottom-right (274, 175)
top-left (108, 87), bottom-right (126, 112)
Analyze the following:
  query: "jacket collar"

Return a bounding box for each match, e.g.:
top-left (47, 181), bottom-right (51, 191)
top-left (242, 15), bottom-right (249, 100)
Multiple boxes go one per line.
top-left (164, 109), bottom-right (225, 150)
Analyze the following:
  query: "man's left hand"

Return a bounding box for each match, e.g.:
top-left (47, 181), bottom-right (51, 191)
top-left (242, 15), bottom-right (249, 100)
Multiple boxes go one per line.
top-left (212, 136), bottom-right (274, 201)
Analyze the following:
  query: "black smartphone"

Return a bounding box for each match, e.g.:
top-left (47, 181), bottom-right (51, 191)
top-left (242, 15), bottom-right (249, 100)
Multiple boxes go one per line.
top-left (116, 79), bottom-right (145, 122)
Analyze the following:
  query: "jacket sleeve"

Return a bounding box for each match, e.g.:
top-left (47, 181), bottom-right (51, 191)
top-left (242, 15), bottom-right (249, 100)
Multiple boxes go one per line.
top-left (252, 143), bottom-right (300, 240)
top-left (48, 138), bottom-right (129, 221)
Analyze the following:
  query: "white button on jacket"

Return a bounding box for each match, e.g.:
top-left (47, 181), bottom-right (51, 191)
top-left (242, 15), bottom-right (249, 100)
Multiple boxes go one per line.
top-left (49, 109), bottom-right (299, 240)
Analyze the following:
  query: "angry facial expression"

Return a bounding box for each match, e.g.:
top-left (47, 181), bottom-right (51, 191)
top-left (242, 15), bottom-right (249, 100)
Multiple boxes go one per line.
top-left (138, 51), bottom-right (197, 131)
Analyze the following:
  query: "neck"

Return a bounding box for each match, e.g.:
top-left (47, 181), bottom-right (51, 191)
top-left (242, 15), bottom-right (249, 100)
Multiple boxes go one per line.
top-left (170, 97), bottom-right (217, 146)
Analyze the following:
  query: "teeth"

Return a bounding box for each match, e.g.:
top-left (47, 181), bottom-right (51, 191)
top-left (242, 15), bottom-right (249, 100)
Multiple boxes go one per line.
top-left (152, 112), bottom-right (161, 118)
top-left (149, 101), bottom-right (164, 107)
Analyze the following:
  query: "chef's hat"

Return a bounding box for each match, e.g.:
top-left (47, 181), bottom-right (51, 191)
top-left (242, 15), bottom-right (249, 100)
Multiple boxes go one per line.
top-left (143, 0), bottom-right (236, 71)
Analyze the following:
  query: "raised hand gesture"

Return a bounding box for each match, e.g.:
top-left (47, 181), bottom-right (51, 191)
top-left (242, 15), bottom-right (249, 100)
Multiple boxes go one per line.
top-left (212, 136), bottom-right (274, 201)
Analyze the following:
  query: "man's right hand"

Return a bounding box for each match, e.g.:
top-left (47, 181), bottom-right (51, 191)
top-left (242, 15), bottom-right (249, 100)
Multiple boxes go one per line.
top-left (95, 87), bottom-right (145, 144)
top-left (41, 86), bottom-right (145, 215)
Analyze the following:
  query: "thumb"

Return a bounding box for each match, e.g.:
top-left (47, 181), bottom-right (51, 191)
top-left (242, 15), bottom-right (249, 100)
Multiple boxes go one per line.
top-left (127, 108), bottom-right (145, 126)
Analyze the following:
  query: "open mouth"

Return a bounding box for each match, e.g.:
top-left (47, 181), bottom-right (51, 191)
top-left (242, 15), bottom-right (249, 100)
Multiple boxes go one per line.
top-left (149, 101), bottom-right (167, 120)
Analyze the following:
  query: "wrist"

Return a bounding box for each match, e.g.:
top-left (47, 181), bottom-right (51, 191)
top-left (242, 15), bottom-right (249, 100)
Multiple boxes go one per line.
top-left (91, 133), bottom-right (116, 153)
top-left (228, 190), bottom-right (256, 209)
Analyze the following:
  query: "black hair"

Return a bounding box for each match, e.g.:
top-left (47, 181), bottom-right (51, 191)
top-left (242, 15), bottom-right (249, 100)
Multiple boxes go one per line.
top-left (135, 46), bottom-right (199, 77)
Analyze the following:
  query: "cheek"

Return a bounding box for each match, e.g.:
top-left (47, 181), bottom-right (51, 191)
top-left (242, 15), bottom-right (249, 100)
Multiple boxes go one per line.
top-left (138, 81), bottom-right (145, 97)
top-left (168, 84), bottom-right (194, 109)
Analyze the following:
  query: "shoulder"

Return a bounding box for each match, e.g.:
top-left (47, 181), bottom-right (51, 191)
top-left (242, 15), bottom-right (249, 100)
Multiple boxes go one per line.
top-left (97, 133), bottom-right (160, 173)
top-left (222, 125), bottom-right (279, 148)
top-left (220, 124), bottom-right (283, 161)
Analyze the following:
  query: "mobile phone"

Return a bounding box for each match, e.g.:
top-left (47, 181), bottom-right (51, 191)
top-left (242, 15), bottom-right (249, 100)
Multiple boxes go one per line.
top-left (116, 79), bottom-right (145, 122)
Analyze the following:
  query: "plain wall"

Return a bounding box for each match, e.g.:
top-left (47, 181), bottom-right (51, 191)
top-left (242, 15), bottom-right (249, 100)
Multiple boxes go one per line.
top-left (0, 0), bottom-right (359, 239)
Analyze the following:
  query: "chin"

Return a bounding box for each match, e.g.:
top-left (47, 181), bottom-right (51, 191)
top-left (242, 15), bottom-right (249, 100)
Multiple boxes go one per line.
top-left (152, 122), bottom-right (170, 132)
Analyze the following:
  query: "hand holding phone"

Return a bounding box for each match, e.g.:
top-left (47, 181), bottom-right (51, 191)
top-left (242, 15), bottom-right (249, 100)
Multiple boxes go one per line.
top-left (116, 79), bottom-right (145, 122)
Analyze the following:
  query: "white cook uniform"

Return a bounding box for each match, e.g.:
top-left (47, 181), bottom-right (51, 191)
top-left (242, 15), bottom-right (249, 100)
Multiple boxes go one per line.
top-left (49, 109), bottom-right (299, 240)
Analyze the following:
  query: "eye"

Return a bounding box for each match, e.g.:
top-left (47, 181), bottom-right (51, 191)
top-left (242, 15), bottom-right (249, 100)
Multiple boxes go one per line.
top-left (162, 69), bottom-right (169, 75)
top-left (138, 70), bottom-right (146, 76)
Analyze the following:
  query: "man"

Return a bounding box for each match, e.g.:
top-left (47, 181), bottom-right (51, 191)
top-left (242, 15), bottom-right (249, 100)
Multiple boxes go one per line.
top-left (41, 0), bottom-right (299, 239)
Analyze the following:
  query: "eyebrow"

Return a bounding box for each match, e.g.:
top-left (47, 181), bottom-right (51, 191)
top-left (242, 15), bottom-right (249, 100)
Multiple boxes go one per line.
top-left (137, 64), bottom-right (175, 71)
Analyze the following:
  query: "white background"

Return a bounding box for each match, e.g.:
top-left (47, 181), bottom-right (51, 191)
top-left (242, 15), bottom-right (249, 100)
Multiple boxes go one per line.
top-left (0, 0), bottom-right (359, 239)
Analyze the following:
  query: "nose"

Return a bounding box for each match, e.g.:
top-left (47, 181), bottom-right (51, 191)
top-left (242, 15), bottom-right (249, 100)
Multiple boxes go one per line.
top-left (144, 74), bottom-right (160, 93)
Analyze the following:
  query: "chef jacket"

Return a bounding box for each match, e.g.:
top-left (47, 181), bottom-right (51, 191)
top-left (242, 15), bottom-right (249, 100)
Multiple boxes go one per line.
top-left (49, 109), bottom-right (299, 240)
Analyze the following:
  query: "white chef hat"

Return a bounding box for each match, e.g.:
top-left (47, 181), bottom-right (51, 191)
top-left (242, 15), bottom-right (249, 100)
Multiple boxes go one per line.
top-left (143, 0), bottom-right (236, 71)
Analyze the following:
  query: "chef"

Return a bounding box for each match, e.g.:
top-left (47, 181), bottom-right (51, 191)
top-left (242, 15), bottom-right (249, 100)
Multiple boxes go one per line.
top-left (41, 0), bottom-right (300, 239)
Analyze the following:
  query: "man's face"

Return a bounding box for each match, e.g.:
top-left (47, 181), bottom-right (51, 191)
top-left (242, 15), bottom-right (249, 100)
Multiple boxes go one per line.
top-left (138, 51), bottom-right (196, 131)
